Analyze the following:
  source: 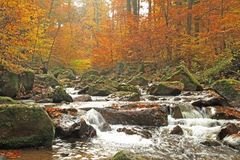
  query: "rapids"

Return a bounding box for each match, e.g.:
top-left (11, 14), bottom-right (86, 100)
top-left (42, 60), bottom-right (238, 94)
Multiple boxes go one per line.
top-left (17, 88), bottom-right (240, 160)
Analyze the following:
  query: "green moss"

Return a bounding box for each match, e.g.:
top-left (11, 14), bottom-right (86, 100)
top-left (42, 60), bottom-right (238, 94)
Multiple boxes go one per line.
top-left (0, 96), bottom-right (18, 104)
top-left (112, 151), bottom-right (148, 160)
top-left (0, 104), bottom-right (55, 149)
top-left (117, 83), bottom-right (139, 93)
top-left (167, 65), bottom-right (203, 91)
top-left (109, 91), bottom-right (140, 101)
top-left (212, 79), bottom-right (240, 107)
top-left (52, 87), bottom-right (73, 103)
top-left (128, 76), bottom-right (148, 86)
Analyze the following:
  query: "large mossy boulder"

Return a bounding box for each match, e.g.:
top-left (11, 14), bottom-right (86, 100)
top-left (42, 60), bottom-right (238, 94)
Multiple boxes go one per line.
top-left (167, 65), bottom-right (203, 91)
top-left (147, 81), bottom-right (184, 96)
top-left (112, 151), bottom-right (149, 160)
top-left (35, 74), bottom-right (60, 88)
top-left (128, 76), bottom-right (148, 86)
top-left (0, 104), bottom-right (55, 149)
top-left (87, 85), bottom-right (115, 96)
top-left (52, 87), bottom-right (73, 103)
top-left (212, 79), bottom-right (240, 107)
top-left (0, 96), bottom-right (18, 104)
top-left (0, 70), bottom-right (19, 98)
top-left (19, 70), bottom-right (35, 92)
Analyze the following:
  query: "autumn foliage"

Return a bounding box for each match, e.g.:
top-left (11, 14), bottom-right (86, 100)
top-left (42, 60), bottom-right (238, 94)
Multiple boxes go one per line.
top-left (0, 0), bottom-right (240, 73)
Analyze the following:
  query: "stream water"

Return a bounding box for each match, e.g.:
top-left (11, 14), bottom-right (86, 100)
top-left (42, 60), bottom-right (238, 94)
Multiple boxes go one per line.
top-left (17, 88), bottom-right (240, 160)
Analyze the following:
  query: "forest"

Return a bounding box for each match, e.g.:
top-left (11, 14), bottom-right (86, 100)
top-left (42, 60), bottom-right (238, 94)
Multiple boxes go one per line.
top-left (0, 0), bottom-right (240, 160)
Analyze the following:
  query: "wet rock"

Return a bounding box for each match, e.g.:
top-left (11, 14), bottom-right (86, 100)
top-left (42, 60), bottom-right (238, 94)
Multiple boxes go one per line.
top-left (46, 107), bottom-right (80, 118)
top-left (212, 79), bottom-right (240, 107)
top-left (108, 91), bottom-right (140, 101)
top-left (112, 151), bottom-right (149, 160)
top-left (192, 90), bottom-right (228, 107)
top-left (74, 95), bottom-right (92, 102)
top-left (128, 76), bottom-right (148, 86)
top-left (167, 65), bottom-right (203, 91)
top-left (223, 133), bottom-right (240, 150)
top-left (171, 106), bottom-right (183, 119)
top-left (217, 123), bottom-right (240, 140)
top-left (147, 81), bottom-right (184, 96)
top-left (176, 103), bottom-right (203, 118)
top-left (208, 106), bottom-right (240, 120)
top-left (52, 87), bottom-right (73, 103)
top-left (92, 107), bottom-right (168, 126)
top-left (170, 125), bottom-right (184, 135)
top-left (117, 127), bottom-right (152, 139)
top-left (0, 96), bottom-right (18, 104)
top-left (55, 117), bottom-right (97, 139)
top-left (200, 140), bottom-right (221, 146)
top-left (0, 104), bottom-right (55, 149)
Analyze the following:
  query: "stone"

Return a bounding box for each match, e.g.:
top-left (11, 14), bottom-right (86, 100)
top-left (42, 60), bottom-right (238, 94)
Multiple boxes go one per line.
top-left (52, 87), bottom-right (73, 103)
top-left (171, 106), bottom-right (183, 119)
top-left (167, 65), bottom-right (203, 91)
top-left (91, 107), bottom-right (168, 126)
top-left (170, 125), bottom-right (184, 135)
top-left (128, 76), bottom-right (148, 86)
top-left (112, 151), bottom-right (149, 160)
top-left (217, 123), bottom-right (239, 140)
top-left (117, 83), bottom-right (140, 93)
top-left (117, 127), bottom-right (152, 139)
top-left (147, 81), bottom-right (184, 96)
top-left (212, 79), bottom-right (240, 107)
top-left (208, 106), bottom-right (240, 120)
top-left (74, 95), bottom-right (92, 102)
top-left (0, 104), bottom-right (55, 149)
top-left (223, 133), bottom-right (240, 150)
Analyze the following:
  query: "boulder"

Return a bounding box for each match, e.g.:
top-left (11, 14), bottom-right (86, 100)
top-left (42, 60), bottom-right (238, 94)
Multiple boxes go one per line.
top-left (52, 87), bottom-right (73, 103)
top-left (0, 69), bottom-right (19, 98)
top-left (200, 140), bottom-right (221, 146)
top-left (207, 106), bottom-right (240, 120)
top-left (167, 65), bottom-right (203, 91)
top-left (57, 69), bottom-right (76, 80)
top-left (217, 123), bottom-right (239, 140)
top-left (117, 83), bottom-right (140, 93)
top-left (74, 95), bottom-right (92, 102)
top-left (91, 107), bottom-right (168, 126)
top-left (19, 70), bottom-right (35, 92)
top-left (170, 106), bottom-right (183, 119)
top-left (147, 81), bottom-right (184, 96)
top-left (35, 74), bottom-right (60, 88)
top-left (0, 96), bottom-right (18, 104)
top-left (87, 85), bottom-right (114, 96)
top-left (223, 133), bottom-right (240, 150)
top-left (212, 79), bottom-right (240, 107)
top-left (108, 91), bottom-right (140, 101)
top-left (128, 76), bottom-right (148, 86)
top-left (55, 117), bottom-right (96, 139)
top-left (191, 91), bottom-right (228, 107)
top-left (170, 125), bottom-right (184, 135)
top-left (0, 104), bottom-right (55, 149)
